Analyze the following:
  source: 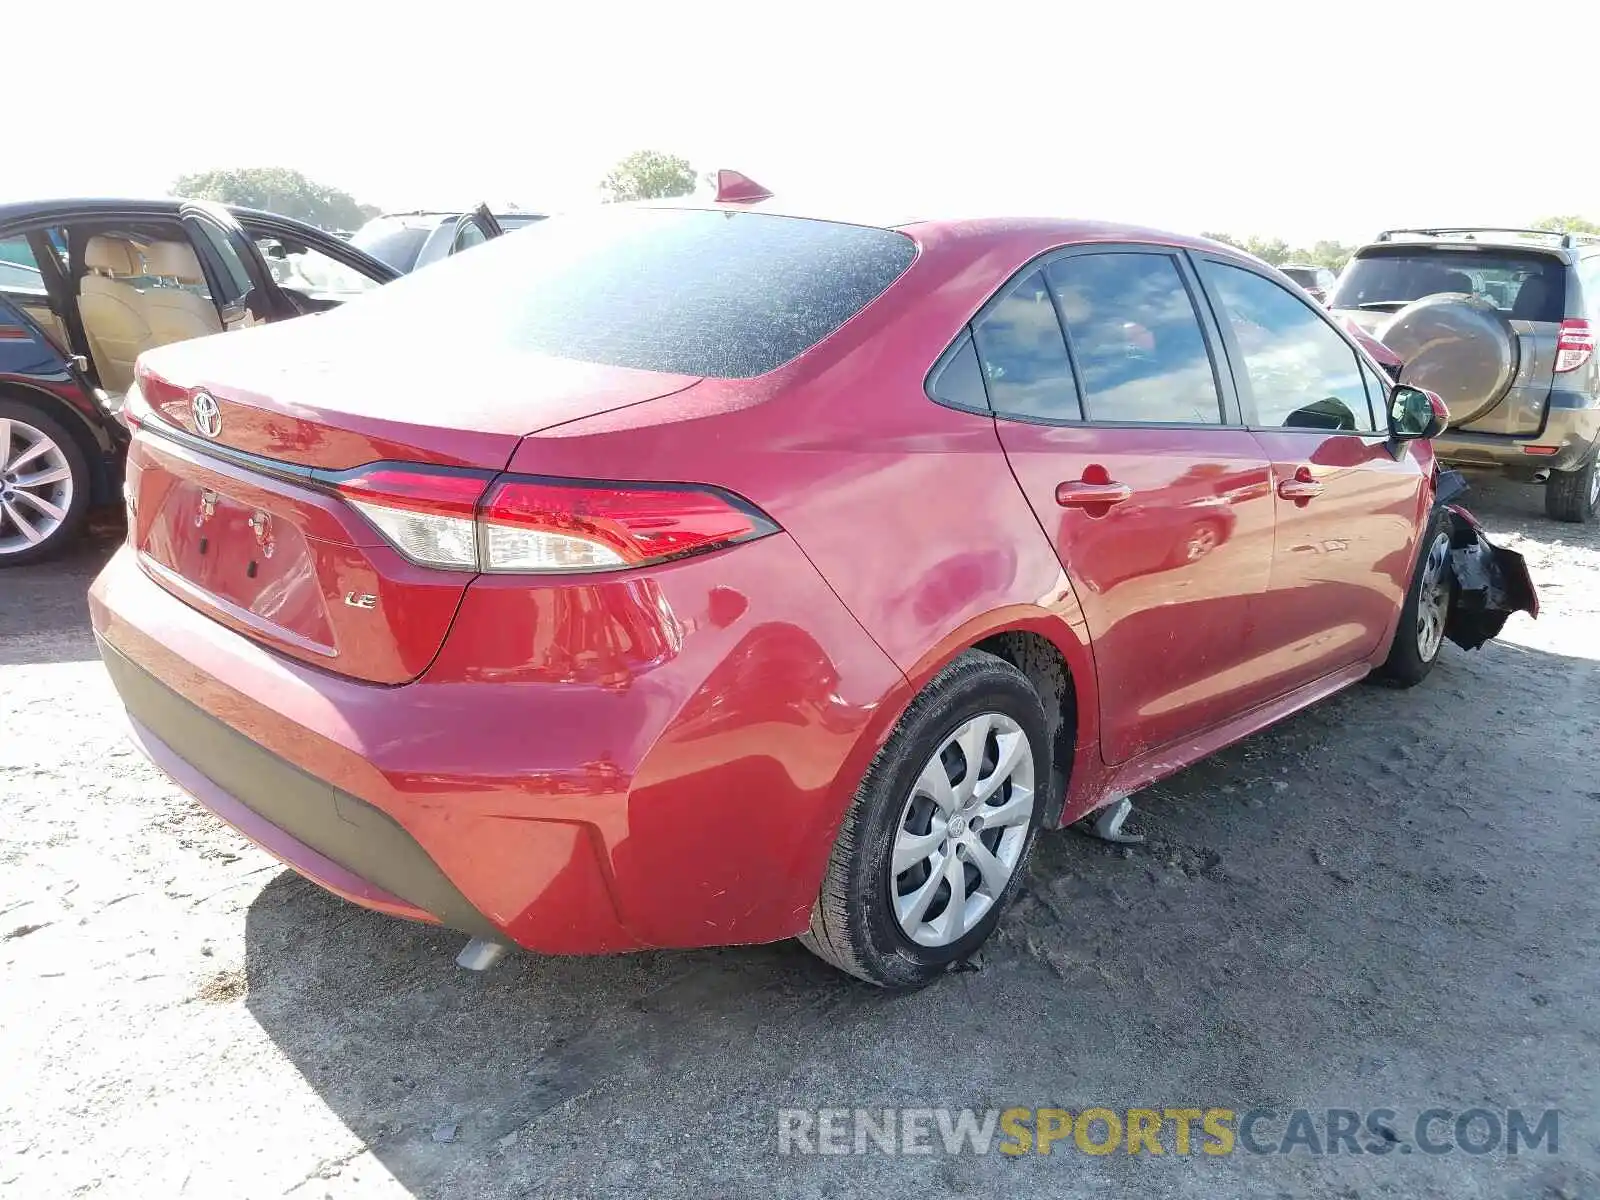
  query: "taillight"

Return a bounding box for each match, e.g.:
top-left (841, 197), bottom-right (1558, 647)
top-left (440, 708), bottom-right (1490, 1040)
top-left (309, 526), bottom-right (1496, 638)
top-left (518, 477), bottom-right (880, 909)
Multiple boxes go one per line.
top-left (332, 466), bottom-right (777, 574)
top-left (334, 466), bottom-right (493, 570)
top-left (123, 379), bottom-right (149, 429)
top-left (479, 478), bottom-right (776, 572)
top-left (1555, 318), bottom-right (1595, 373)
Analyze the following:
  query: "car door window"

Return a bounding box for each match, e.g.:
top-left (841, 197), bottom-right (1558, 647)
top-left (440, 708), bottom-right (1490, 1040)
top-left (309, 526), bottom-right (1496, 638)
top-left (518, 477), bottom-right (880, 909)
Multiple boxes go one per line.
top-left (1046, 252), bottom-right (1224, 424)
top-left (0, 236), bottom-right (44, 293)
top-left (1201, 260), bottom-right (1377, 432)
top-left (454, 221), bottom-right (488, 253)
top-left (928, 332), bottom-right (989, 410)
top-left (187, 221), bottom-right (253, 306)
top-left (1359, 359), bottom-right (1391, 430)
top-left (971, 269), bottom-right (1081, 420)
top-left (255, 236), bottom-right (380, 301)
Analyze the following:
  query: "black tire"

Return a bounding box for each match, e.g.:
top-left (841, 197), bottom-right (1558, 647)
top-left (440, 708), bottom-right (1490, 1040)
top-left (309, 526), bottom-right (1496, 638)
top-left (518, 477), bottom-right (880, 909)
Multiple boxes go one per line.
top-left (1373, 509), bottom-right (1455, 688)
top-left (0, 399), bottom-right (92, 567)
top-left (800, 649), bottom-right (1050, 989)
top-left (1545, 451), bottom-right (1599, 524)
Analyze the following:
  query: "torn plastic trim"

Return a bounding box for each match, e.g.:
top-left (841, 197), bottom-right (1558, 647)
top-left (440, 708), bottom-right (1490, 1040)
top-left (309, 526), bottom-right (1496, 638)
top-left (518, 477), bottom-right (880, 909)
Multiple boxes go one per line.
top-left (1434, 483), bottom-right (1538, 650)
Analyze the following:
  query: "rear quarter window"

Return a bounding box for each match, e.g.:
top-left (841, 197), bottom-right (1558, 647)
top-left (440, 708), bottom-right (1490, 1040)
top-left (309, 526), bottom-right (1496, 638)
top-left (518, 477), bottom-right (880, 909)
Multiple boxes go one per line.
top-left (327, 208), bottom-right (917, 378)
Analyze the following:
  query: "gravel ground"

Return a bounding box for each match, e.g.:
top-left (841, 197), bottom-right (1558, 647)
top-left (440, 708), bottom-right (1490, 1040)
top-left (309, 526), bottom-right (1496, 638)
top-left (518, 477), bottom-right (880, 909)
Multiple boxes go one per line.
top-left (2, 473), bottom-right (1598, 1200)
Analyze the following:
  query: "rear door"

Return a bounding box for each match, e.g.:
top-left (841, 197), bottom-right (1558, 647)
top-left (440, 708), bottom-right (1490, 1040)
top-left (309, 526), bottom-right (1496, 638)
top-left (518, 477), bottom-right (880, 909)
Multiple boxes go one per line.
top-left (982, 246), bottom-right (1277, 765)
top-left (1195, 254), bottom-right (1428, 694)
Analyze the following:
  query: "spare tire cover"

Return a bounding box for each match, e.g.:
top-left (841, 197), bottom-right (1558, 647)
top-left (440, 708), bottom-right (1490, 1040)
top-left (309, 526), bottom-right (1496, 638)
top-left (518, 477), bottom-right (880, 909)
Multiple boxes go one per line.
top-left (1378, 294), bottom-right (1517, 426)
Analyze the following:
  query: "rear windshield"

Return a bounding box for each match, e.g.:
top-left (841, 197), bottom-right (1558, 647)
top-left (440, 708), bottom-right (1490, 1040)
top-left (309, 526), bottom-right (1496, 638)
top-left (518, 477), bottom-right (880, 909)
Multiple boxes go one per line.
top-left (1280, 267), bottom-right (1318, 287)
top-left (348, 218), bottom-right (434, 272)
top-left (325, 207), bottom-right (917, 378)
top-left (1330, 248), bottom-right (1565, 322)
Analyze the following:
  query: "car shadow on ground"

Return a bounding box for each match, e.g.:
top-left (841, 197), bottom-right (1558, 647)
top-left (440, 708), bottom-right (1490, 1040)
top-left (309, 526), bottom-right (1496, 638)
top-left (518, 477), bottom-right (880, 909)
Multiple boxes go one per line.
top-left (240, 629), bottom-right (1600, 1198)
top-left (0, 513), bottom-right (122, 666)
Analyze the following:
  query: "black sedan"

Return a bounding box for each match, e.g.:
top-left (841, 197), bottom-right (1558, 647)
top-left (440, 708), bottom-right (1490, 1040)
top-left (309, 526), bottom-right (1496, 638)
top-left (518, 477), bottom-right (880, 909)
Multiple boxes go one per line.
top-left (0, 198), bottom-right (398, 563)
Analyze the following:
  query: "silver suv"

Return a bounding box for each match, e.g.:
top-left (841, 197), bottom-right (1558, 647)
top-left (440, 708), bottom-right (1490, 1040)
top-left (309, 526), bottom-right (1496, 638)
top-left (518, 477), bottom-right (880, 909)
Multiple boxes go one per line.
top-left (1331, 227), bottom-right (1600, 522)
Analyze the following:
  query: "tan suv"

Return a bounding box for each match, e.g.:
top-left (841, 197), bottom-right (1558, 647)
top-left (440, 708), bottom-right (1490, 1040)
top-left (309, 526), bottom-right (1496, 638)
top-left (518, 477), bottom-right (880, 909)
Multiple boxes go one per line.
top-left (1331, 227), bottom-right (1600, 522)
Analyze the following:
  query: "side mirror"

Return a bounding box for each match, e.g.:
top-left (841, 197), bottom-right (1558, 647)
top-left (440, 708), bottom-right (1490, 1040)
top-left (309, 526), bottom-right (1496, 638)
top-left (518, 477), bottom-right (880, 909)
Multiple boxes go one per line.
top-left (1389, 384), bottom-right (1448, 441)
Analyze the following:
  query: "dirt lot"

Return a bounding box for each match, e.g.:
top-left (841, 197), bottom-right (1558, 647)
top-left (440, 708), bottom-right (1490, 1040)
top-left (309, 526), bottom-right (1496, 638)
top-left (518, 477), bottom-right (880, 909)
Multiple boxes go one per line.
top-left (2, 473), bottom-right (1598, 1199)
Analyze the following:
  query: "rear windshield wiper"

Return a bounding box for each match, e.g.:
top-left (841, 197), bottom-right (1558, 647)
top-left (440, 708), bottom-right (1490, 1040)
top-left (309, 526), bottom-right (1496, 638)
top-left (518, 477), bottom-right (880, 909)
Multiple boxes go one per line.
top-left (1353, 301), bottom-right (1409, 311)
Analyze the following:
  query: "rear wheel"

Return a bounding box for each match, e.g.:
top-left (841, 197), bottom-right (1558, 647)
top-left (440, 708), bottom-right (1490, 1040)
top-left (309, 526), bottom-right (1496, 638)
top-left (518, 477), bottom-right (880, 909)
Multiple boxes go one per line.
top-left (1545, 451), bottom-right (1600, 524)
top-left (0, 401), bottom-right (91, 567)
top-left (1374, 512), bottom-right (1454, 688)
top-left (800, 650), bottom-right (1049, 989)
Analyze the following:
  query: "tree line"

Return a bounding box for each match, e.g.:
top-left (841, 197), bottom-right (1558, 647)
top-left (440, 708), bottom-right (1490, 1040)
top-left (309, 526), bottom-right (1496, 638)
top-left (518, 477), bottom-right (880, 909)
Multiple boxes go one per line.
top-left (169, 163), bottom-right (1597, 256)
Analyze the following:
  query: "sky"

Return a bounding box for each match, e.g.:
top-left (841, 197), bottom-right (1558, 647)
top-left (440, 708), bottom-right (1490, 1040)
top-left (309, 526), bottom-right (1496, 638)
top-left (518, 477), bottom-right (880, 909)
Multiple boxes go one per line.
top-left (8, 0), bottom-right (1594, 244)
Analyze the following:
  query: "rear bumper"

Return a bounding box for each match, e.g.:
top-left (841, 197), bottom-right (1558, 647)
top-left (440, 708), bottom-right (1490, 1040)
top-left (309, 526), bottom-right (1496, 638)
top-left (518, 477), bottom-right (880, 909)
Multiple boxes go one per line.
top-left (90, 538), bottom-right (906, 953)
top-left (1438, 392), bottom-right (1600, 472)
top-left (109, 650), bottom-right (497, 937)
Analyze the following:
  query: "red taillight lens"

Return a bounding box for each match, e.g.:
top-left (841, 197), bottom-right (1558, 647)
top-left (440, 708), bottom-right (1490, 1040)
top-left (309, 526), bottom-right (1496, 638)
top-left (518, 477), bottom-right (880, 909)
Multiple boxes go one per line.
top-left (1555, 318), bottom-right (1595, 373)
top-left (479, 478), bottom-right (776, 573)
top-left (333, 466), bottom-right (492, 570)
top-left (331, 466), bottom-right (776, 574)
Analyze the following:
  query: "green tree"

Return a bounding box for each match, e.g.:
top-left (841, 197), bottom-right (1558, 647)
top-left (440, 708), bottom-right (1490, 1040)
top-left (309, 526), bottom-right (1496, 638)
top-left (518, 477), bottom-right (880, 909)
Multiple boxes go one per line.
top-left (1533, 215), bottom-right (1600, 235)
top-left (1202, 232), bottom-right (1354, 271)
top-left (600, 151), bottom-right (698, 202)
top-left (170, 168), bottom-right (379, 231)
top-left (1202, 231), bottom-right (1291, 265)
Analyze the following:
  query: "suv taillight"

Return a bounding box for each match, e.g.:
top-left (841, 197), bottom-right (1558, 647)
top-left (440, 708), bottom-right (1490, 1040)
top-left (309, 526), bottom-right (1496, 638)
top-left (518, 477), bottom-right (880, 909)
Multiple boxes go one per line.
top-left (333, 466), bottom-right (777, 573)
top-left (1555, 318), bottom-right (1595, 373)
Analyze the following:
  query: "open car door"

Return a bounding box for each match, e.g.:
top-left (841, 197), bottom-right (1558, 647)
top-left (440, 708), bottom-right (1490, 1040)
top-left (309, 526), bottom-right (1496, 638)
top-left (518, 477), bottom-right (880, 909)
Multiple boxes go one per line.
top-left (233, 209), bottom-right (399, 315)
top-left (178, 201), bottom-right (281, 329)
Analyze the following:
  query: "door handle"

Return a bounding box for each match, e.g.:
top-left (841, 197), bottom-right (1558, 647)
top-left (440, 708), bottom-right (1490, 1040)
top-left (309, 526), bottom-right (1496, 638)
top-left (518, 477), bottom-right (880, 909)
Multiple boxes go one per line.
top-left (1277, 466), bottom-right (1324, 501)
top-left (1056, 479), bottom-right (1133, 507)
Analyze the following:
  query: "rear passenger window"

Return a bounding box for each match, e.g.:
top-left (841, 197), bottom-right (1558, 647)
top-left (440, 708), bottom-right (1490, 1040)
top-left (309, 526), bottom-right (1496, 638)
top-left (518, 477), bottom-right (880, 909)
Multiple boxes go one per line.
top-left (1201, 261), bottom-right (1377, 432)
top-left (1046, 253), bottom-right (1224, 424)
top-left (971, 270), bottom-right (1081, 420)
top-left (928, 332), bottom-right (988, 410)
top-left (0, 236), bottom-right (43, 293)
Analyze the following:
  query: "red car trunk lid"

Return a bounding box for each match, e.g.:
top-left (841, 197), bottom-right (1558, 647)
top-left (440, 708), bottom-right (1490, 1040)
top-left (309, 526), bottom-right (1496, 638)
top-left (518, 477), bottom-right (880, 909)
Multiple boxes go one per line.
top-left (127, 322), bottom-right (700, 684)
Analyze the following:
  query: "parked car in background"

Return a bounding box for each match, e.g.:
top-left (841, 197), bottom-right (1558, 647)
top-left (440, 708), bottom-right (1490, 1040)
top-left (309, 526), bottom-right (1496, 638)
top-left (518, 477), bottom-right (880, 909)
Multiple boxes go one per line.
top-left (92, 185), bottom-right (1535, 989)
top-left (1280, 263), bottom-right (1337, 304)
top-left (1330, 227), bottom-right (1600, 522)
top-left (0, 198), bottom-right (398, 563)
top-left (349, 206), bottom-right (544, 273)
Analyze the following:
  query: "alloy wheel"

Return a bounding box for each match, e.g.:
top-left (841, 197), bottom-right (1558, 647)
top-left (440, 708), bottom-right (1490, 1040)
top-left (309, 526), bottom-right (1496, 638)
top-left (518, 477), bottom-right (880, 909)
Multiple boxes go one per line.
top-left (1415, 531), bottom-right (1451, 663)
top-left (0, 417), bottom-right (75, 557)
top-left (889, 712), bottom-right (1035, 948)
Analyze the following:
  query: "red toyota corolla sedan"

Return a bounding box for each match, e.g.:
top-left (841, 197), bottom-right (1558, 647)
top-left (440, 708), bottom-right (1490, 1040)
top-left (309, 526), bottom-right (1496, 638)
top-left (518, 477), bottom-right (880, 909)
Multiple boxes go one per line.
top-left (89, 188), bottom-right (1536, 988)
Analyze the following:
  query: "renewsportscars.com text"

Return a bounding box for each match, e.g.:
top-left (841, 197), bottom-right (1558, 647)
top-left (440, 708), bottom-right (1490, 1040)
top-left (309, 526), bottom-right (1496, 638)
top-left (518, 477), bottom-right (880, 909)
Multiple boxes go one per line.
top-left (777, 1106), bottom-right (1559, 1157)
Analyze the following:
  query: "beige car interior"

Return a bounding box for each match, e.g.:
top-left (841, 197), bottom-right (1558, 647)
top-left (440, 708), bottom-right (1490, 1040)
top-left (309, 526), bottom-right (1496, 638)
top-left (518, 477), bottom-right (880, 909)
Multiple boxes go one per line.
top-left (75, 234), bottom-right (224, 395)
top-left (77, 236), bottom-right (149, 395)
top-left (141, 240), bottom-right (223, 346)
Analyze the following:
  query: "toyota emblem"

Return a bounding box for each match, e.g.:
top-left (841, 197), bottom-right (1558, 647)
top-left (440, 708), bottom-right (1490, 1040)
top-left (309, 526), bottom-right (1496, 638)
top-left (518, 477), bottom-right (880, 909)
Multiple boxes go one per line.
top-left (191, 391), bottom-right (222, 439)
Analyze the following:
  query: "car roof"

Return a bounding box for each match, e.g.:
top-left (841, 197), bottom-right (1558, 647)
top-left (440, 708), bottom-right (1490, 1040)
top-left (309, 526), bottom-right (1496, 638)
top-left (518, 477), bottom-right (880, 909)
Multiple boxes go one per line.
top-left (631, 195), bottom-right (1233, 258)
top-left (0, 197), bottom-right (184, 227)
top-left (0, 197), bottom-right (331, 237)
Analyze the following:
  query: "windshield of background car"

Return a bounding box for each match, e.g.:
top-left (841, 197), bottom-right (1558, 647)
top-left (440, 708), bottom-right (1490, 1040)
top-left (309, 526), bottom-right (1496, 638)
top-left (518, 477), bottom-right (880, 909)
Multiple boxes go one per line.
top-left (348, 218), bottom-right (433, 272)
top-left (1281, 268), bottom-right (1317, 288)
top-left (1330, 247), bottom-right (1565, 321)
top-left (322, 207), bottom-right (918, 378)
